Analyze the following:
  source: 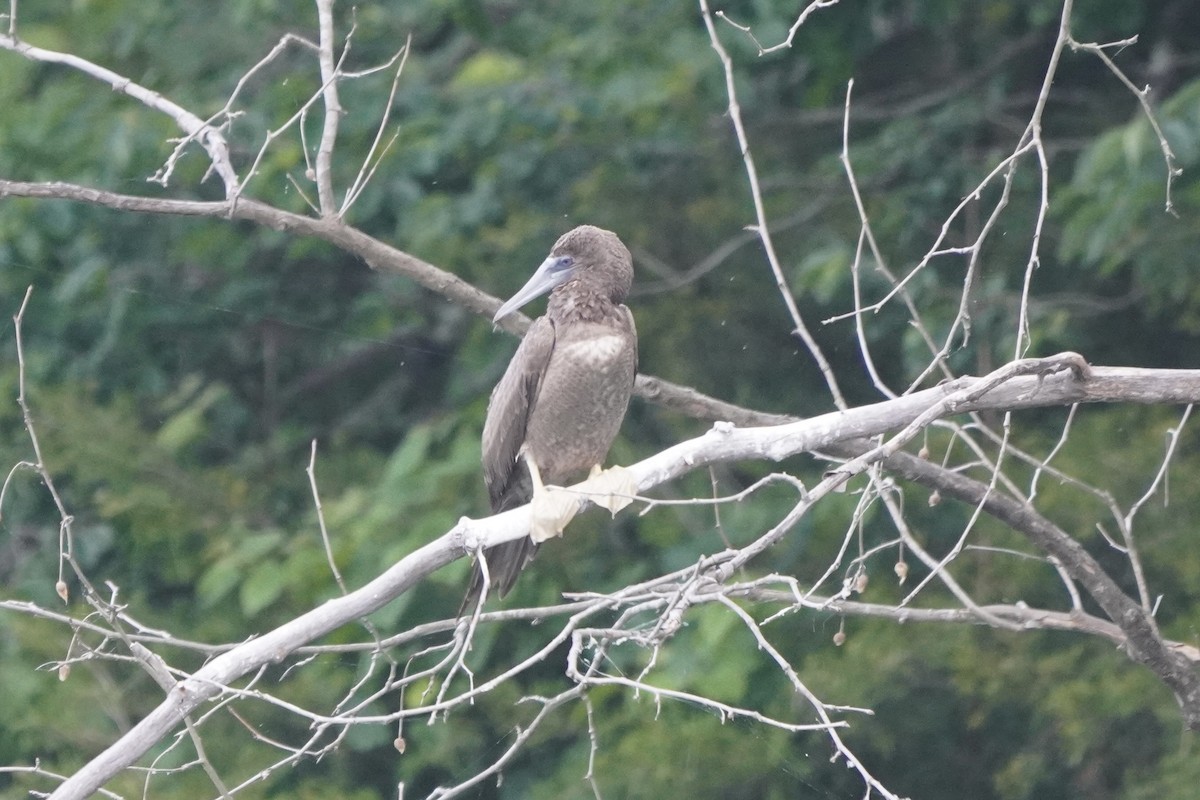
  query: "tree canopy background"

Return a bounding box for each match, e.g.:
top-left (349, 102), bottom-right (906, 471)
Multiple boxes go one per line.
top-left (2, 1), bottom-right (1199, 798)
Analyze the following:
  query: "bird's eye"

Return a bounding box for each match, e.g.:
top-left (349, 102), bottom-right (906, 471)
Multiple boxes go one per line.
top-left (551, 255), bottom-right (574, 272)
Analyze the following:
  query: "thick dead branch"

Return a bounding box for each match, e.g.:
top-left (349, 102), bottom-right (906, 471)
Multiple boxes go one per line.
top-left (39, 354), bottom-right (1200, 799)
top-left (877, 446), bottom-right (1200, 729)
top-left (0, 178), bottom-right (797, 424)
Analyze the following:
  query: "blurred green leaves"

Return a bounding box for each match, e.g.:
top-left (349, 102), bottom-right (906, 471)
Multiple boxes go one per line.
top-left (1058, 78), bottom-right (1200, 333)
top-left (2, 0), bottom-right (1200, 798)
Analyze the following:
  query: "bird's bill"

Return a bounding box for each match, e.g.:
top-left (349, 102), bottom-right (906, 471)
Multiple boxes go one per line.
top-left (493, 255), bottom-right (575, 322)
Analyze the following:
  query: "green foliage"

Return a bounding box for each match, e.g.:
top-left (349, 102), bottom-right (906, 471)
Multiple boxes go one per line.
top-left (2, 0), bottom-right (1200, 798)
top-left (1058, 78), bottom-right (1200, 332)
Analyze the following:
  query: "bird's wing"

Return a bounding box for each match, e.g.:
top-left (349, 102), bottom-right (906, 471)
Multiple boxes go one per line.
top-left (481, 315), bottom-right (556, 511)
top-left (620, 304), bottom-right (638, 378)
top-left (460, 317), bottom-right (557, 614)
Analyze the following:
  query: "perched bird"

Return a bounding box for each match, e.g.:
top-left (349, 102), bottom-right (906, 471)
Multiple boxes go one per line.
top-left (461, 225), bottom-right (638, 611)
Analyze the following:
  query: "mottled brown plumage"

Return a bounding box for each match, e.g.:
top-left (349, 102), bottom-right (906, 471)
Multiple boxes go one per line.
top-left (461, 225), bottom-right (637, 611)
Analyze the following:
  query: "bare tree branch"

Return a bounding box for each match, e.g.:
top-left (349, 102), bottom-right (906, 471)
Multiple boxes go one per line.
top-left (875, 440), bottom-right (1200, 728)
top-left (4, 1), bottom-right (1197, 797)
top-left (699, 0), bottom-right (847, 409)
top-left (1068, 33), bottom-right (1183, 213)
top-left (30, 351), bottom-right (1200, 799)
top-left (313, 0), bottom-right (343, 215)
top-left (0, 33), bottom-right (240, 196)
top-left (0, 178), bottom-right (800, 426)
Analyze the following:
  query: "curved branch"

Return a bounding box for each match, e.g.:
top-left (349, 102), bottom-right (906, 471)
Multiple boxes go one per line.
top-left (0, 178), bottom-right (790, 425)
top-left (42, 355), bottom-right (1200, 798)
top-left (0, 35), bottom-right (240, 196)
top-left (877, 445), bottom-right (1200, 729)
top-left (754, 589), bottom-right (1196, 658)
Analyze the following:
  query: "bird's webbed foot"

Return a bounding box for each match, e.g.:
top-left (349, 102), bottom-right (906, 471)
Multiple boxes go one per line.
top-left (579, 464), bottom-right (636, 516)
top-left (525, 456), bottom-right (584, 544)
top-left (524, 458), bottom-right (637, 544)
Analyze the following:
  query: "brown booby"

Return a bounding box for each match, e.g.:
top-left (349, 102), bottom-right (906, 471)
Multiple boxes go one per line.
top-left (461, 225), bottom-right (638, 611)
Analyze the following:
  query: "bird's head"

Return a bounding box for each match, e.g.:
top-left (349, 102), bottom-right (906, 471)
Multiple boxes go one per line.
top-left (493, 225), bottom-right (632, 323)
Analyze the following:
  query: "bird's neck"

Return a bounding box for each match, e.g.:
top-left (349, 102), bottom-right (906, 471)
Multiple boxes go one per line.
top-left (548, 285), bottom-right (622, 323)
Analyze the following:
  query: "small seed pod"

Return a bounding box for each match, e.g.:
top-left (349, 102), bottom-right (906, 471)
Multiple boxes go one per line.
top-left (894, 560), bottom-right (909, 584)
top-left (853, 571), bottom-right (869, 594)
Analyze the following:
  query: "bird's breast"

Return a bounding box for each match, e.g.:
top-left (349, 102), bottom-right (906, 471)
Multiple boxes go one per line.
top-left (558, 333), bottom-right (628, 366)
top-left (522, 325), bottom-right (636, 483)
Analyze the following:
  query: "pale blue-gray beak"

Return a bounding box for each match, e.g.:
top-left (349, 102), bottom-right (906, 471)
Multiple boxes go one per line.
top-left (493, 255), bottom-right (576, 322)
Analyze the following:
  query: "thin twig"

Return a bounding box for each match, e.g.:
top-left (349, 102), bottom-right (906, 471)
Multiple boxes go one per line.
top-left (341, 36), bottom-right (411, 215)
top-left (699, 0), bottom-right (846, 409)
top-left (1068, 34), bottom-right (1182, 214)
top-left (0, 33), bottom-right (239, 195)
top-left (314, 0), bottom-right (344, 215)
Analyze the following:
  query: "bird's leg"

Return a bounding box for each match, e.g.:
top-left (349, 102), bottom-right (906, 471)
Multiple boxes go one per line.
top-left (524, 454), bottom-right (584, 544)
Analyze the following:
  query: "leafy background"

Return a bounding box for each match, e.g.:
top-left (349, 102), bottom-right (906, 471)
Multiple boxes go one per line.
top-left (2, 0), bottom-right (1199, 798)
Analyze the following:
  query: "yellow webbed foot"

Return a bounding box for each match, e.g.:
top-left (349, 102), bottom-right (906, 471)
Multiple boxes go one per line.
top-left (525, 456), bottom-right (583, 544)
top-left (524, 458), bottom-right (637, 544)
top-left (577, 464), bottom-right (636, 516)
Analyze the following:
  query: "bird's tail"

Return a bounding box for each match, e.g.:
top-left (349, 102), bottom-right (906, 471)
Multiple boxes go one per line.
top-left (457, 537), bottom-right (541, 616)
